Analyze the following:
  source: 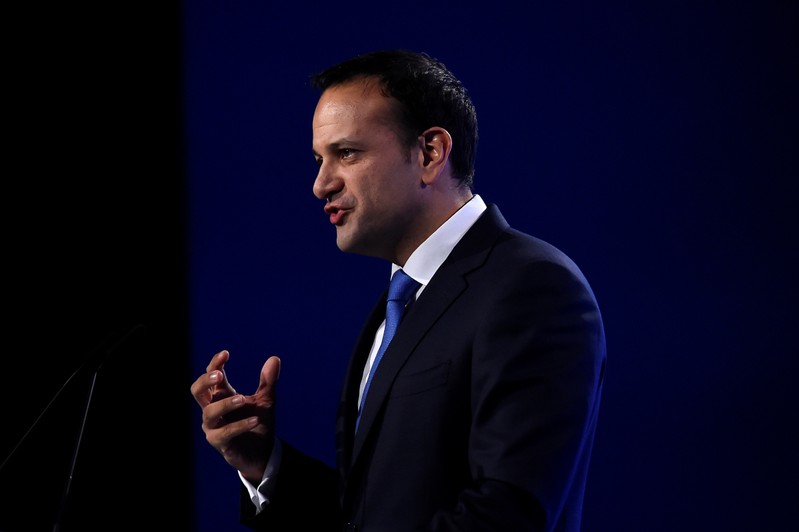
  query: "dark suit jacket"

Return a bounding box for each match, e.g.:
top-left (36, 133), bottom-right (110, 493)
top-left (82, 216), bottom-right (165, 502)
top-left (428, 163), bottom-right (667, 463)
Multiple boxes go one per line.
top-left (242, 204), bottom-right (606, 531)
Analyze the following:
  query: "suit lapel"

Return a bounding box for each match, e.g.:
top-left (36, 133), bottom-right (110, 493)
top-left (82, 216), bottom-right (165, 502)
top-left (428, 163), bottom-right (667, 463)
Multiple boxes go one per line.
top-left (348, 204), bottom-right (510, 463)
top-left (351, 267), bottom-right (467, 458)
top-left (337, 294), bottom-right (386, 474)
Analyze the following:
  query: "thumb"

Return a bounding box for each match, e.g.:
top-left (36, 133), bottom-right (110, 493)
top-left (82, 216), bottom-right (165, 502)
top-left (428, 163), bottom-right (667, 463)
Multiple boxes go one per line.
top-left (256, 355), bottom-right (281, 400)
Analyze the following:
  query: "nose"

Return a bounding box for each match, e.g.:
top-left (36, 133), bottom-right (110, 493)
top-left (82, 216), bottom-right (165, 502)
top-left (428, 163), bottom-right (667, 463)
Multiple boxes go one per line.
top-left (312, 161), bottom-right (341, 202)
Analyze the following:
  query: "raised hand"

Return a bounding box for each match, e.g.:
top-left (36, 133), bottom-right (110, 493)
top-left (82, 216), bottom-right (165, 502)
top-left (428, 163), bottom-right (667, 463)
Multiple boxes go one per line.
top-left (190, 350), bottom-right (281, 484)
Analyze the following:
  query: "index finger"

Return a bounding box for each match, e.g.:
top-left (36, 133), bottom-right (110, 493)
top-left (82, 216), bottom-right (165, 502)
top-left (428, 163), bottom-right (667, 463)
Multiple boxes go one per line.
top-left (190, 350), bottom-right (236, 407)
top-left (206, 349), bottom-right (230, 373)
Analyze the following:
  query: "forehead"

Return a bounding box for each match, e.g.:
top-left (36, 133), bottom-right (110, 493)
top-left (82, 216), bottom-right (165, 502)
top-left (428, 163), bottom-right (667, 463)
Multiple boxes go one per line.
top-left (312, 79), bottom-right (398, 140)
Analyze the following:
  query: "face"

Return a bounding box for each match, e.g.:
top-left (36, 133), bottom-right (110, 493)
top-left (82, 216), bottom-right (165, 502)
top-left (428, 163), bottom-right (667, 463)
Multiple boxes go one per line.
top-left (312, 79), bottom-right (427, 264)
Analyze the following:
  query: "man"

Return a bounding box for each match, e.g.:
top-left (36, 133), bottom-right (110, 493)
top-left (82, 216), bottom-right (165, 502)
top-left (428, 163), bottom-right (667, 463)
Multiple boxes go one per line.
top-left (191, 49), bottom-right (606, 531)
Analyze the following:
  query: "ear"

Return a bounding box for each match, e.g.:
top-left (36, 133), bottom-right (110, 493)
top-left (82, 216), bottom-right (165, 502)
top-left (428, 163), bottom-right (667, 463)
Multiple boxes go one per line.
top-left (418, 127), bottom-right (452, 186)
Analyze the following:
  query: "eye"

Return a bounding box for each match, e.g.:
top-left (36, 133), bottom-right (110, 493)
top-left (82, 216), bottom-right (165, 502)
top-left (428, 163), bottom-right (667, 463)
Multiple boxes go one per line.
top-left (340, 148), bottom-right (356, 159)
top-left (314, 155), bottom-right (323, 167)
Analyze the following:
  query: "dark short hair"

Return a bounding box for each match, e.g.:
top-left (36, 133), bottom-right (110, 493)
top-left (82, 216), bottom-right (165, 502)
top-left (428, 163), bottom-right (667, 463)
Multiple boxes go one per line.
top-left (310, 49), bottom-right (478, 189)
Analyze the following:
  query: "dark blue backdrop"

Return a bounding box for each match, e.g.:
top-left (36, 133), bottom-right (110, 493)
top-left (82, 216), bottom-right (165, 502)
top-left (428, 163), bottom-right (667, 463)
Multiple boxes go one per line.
top-left (183, 2), bottom-right (797, 531)
top-left (10, 1), bottom-right (793, 531)
top-left (3, 2), bottom-right (793, 531)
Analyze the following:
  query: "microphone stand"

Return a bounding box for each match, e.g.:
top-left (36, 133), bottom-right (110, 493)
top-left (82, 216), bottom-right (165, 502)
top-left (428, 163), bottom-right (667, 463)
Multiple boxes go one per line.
top-left (52, 369), bottom-right (100, 532)
top-left (0, 325), bottom-right (145, 531)
top-left (50, 324), bottom-right (144, 531)
top-left (0, 331), bottom-right (114, 474)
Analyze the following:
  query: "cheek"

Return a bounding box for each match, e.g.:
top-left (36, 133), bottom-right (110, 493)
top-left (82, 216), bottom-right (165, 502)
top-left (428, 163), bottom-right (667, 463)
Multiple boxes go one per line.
top-left (354, 157), bottom-right (417, 209)
top-left (352, 164), bottom-right (385, 204)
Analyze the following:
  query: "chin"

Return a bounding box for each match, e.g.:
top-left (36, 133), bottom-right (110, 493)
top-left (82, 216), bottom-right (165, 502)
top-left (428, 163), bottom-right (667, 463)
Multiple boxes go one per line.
top-left (336, 237), bottom-right (371, 258)
top-left (335, 234), bottom-right (355, 253)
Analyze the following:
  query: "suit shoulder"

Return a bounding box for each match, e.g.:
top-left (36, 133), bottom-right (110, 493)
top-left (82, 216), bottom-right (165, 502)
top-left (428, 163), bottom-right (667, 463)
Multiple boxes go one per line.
top-left (502, 226), bottom-right (584, 273)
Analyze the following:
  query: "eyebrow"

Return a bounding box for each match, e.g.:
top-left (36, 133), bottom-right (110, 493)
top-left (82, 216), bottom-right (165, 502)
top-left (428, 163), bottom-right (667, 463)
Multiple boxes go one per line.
top-left (313, 137), bottom-right (358, 156)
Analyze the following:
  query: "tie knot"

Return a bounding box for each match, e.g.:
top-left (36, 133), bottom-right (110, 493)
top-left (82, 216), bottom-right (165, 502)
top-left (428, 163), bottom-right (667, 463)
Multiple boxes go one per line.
top-left (388, 269), bottom-right (420, 304)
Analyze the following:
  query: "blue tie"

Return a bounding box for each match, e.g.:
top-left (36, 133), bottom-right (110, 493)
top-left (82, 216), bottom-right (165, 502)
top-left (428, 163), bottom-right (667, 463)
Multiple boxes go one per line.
top-left (357, 269), bottom-right (420, 431)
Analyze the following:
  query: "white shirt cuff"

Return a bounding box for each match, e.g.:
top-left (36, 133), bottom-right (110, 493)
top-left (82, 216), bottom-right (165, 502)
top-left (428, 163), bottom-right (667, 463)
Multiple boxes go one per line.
top-left (239, 438), bottom-right (282, 513)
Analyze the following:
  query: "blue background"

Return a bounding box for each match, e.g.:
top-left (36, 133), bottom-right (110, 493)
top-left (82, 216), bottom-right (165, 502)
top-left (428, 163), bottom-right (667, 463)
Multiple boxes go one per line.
top-left (183, 2), bottom-right (797, 531)
top-left (2, 2), bottom-right (796, 531)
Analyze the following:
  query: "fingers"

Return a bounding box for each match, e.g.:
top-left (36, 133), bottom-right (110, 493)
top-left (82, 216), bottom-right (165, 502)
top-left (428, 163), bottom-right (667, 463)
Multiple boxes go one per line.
top-left (191, 351), bottom-right (280, 427)
top-left (190, 350), bottom-right (236, 408)
top-left (256, 356), bottom-right (281, 395)
top-left (202, 393), bottom-right (257, 429)
top-left (192, 351), bottom-right (278, 474)
top-left (206, 349), bottom-right (230, 373)
top-left (251, 356), bottom-right (281, 414)
top-left (202, 394), bottom-right (262, 457)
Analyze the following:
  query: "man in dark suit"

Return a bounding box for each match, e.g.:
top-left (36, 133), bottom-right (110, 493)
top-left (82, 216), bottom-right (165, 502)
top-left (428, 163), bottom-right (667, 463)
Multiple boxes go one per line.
top-left (191, 49), bottom-right (606, 531)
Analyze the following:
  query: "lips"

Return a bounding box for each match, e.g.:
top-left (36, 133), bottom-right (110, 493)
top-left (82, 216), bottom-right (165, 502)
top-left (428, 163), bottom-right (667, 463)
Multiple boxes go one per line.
top-left (329, 209), bottom-right (347, 225)
top-left (324, 203), bottom-right (350, 225)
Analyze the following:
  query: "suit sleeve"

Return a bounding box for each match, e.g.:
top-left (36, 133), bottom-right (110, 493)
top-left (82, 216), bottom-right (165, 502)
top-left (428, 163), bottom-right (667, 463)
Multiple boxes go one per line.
top-left (240, 441), bottom-right (342, 531)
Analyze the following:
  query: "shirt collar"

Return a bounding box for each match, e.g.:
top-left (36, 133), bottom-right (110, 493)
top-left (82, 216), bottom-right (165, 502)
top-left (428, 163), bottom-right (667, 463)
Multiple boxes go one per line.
top-left (392, 194), bottom-right (487, 287)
